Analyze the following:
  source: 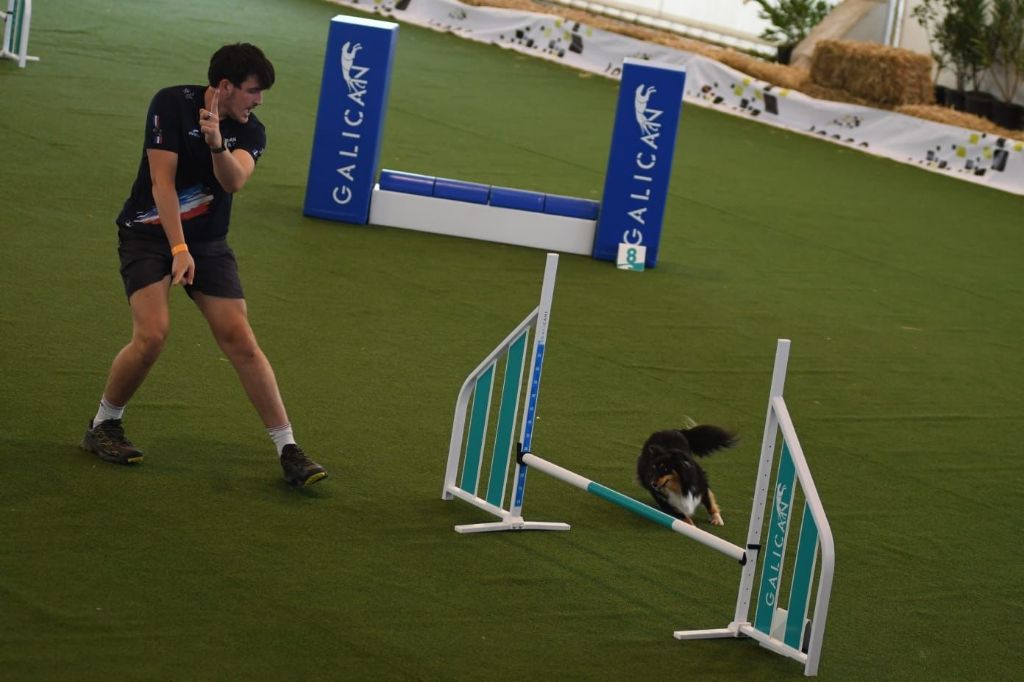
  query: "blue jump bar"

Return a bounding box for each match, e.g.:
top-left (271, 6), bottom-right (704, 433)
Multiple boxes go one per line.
top-left (489, 186), bottom-right (545, 213)
top-left (377, 168), bottom-right (597, 219)
top-left (544, 194), bottom-right (599, 220)
top-left (435, 177), bottom-right (489, 204)
top-left (379, 169), bottom-right (435, 196)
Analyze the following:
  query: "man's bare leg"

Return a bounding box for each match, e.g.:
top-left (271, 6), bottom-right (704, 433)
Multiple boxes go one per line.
top-left (83, 278), bottom-right (172, 464)
top-left (192, 292), bottom-right (326, 486)
top-left (103, 277), bottom-right (173, 405)
top-left (191, 292), bottom-right (287, 427)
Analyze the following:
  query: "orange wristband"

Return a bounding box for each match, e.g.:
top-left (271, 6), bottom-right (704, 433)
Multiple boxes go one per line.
top-left (171, 243), bottom-right (189, 256)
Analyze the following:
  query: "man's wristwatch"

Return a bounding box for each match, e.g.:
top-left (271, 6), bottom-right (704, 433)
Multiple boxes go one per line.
top-left (211, 141), bottom-right (227, 154)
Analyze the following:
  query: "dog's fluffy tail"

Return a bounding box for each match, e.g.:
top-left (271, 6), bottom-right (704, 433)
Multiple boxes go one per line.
top-left (680, 424), bottom-right (738, 457)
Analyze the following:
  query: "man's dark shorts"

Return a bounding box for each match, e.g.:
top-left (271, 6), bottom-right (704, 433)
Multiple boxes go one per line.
top-left (118, 231), bottom-right (244, 300)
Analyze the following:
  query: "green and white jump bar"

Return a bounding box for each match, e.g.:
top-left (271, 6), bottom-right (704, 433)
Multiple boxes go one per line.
top-left (518, 450), bottom-right (747, 564)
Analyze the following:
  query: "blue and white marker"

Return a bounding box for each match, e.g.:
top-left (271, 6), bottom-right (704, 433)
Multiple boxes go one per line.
top-left (594, 58), bottom-right (687, 269)
top-left (304, 14), bottom-right (398, 224)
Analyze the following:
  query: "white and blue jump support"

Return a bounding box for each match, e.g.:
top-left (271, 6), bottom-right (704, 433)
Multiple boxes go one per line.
top-left (304, 14), bottom-right (686, 269)
top-left (441, 252), bottom-right (569, 532)
top-left (674, 340), bottom-right (836, 676)
top-left (440, 254), bottom-right (835, 676)
top-left (1, 0), bottom-right (37, 68)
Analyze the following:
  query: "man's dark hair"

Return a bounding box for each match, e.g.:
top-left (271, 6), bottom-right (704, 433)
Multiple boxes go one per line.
top-left (208, 43), bottom-right (275, 90)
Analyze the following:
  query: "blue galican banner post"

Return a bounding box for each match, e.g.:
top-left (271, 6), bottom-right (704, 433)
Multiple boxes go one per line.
top-left (304, 15), bottom-right (399, 224)
top-left (593, 59), bottom-right (686, 269)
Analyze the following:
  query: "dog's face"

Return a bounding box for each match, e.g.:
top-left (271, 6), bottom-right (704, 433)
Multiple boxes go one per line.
top-left (639, 445), bottom-right (692, 495)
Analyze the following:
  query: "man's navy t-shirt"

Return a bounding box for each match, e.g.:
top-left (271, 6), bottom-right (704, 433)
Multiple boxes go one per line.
top-left (116, 85), bottom-right (266, 242)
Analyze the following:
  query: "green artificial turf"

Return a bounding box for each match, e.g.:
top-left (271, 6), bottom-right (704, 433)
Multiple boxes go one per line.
top-left (1, 0), bottom-right (1022, 679)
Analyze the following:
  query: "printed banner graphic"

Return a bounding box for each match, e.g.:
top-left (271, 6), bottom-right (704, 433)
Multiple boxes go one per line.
top-left (305, 15), bottom-right (400, 224)
top-left (329, 0), bottom-right (1023, 197)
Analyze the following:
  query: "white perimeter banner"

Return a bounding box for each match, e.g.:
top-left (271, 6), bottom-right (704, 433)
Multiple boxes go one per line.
top-left (328, 0), bottom-right (1024, 196)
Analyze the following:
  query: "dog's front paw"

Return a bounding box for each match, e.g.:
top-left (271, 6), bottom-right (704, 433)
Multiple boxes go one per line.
top-left (710, 513), bottom-right (724, 526)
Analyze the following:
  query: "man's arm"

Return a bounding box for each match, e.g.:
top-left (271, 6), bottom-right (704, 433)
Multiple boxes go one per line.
top-left (200, 89), bottom-right (256, 194)
top-left (211, 147), bottom-right (256, 194)
top-left (147, 148), bottom-right (195, 286)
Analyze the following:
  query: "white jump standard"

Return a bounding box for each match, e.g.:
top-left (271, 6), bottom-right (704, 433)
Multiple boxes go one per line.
top-left (441, 253), bottom-right (569, 533)
top-left (674, 340), bottom-right (836, 676)
top-left (440, 255), bottom-right (835, 676)
top-left (1, 0), bottom-right (38, 68)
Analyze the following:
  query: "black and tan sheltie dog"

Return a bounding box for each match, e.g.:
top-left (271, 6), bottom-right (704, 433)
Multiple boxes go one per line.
top-left (636, 424), bottom-right (738, 526)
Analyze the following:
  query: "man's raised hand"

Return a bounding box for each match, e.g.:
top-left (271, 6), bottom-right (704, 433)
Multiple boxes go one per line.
top-left (200, 88), bottom-right (222, 150)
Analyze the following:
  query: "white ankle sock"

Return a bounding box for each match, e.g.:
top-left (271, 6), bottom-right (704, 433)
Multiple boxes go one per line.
top-left (93, 398), bottom-right (125, 429)
top-left (267, 424), bottom-right (296, 457)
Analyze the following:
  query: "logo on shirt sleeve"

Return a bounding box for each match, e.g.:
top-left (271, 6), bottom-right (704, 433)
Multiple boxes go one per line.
top-left (151, 115), bottom-right (163, 145)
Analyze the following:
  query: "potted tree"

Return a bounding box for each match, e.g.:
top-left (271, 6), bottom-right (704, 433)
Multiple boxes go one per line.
top-left (747, 0), bottom-right (834, 64)
top-left (958, 0), bottom-right (995, 118)
top-left (985, 0), bottom-right (1024, 129)
top-left (913, 0), bottom-right (952, 104)
top-left (914, 0), bottom-right (989, 111)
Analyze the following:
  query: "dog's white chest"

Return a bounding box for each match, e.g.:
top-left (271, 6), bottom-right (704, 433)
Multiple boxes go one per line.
top-left (666, 488), bottom-right (701, 517)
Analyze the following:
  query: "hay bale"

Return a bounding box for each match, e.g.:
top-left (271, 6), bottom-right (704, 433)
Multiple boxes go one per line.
top-left (800, 82), bottom-right (874, 108)
top-left (810, 39), bottom-right (934, 107)
top-left (718, 53), bottom-right (810, 91)
top-left (897, 105), bottom-right (1024, 141)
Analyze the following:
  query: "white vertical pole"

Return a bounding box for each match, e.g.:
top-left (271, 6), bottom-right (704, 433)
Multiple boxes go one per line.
top-left (892, 0), bottom-right (908, 49)
top-left (17, 0), bottom-right (30, 68)
top-left (1, 0), bottom-right (14, 60)
top-left (509, 253), bottom-right (559, 518)
top-left (732, 339), bottom-right (790, 626)
top-left (883, 0), bottom-right (905, 47)
top-left (442, 378), bottom-right (475, 500)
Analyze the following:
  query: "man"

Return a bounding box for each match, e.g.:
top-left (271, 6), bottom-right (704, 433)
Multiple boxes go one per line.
top-left (82, 43), bottom-right (327, 487)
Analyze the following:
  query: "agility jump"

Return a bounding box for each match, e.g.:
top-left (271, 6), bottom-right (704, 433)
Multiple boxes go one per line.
top-left (440, 253), bottom-right (835, 676)
top-left (303, 14), bottom-right (686, 269)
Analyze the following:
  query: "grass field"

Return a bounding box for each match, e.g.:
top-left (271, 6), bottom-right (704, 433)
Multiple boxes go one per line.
top-left (1, 0), bottom-right (1022, 679)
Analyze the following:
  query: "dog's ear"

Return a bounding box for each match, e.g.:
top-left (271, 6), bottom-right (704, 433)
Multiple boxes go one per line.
top-left (667, 447), bottom-right (689, 461)
top-left (646, 444), bottom-right (667, 459)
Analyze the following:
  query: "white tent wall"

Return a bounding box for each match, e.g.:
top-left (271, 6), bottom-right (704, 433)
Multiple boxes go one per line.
top-left (551, 0), bottom-right (777, 53)
top-left (555, 0), bottom-right (1024, 106)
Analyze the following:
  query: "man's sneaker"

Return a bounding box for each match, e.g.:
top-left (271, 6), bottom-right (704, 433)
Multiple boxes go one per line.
top-left (280, 444), bottom-right (327, 487)
top-left (81, 419), bottom-right (144, 465)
